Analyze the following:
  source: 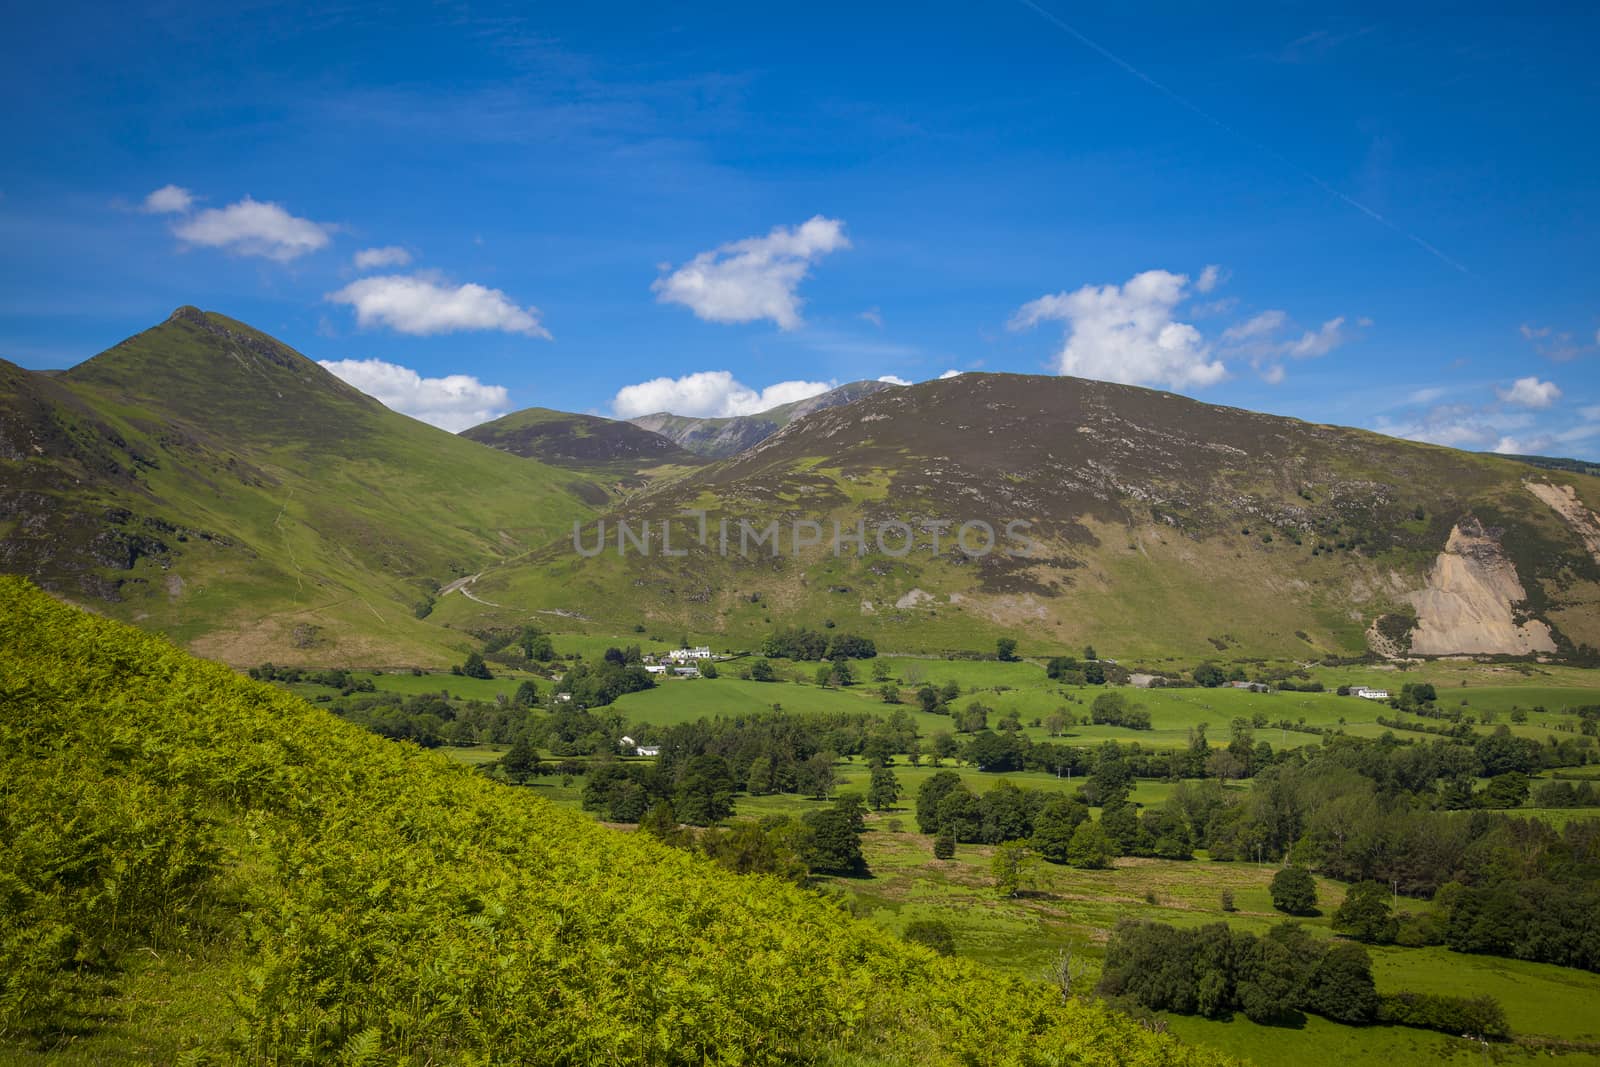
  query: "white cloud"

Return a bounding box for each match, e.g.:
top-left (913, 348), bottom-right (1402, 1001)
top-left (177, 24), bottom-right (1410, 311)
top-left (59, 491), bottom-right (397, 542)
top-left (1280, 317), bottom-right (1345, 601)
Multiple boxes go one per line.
top-left (1220, 311), bottom-right (1356, 383)
top-left (172, 196), bottom-right (331, 261)
top-left (327, 273), bottom-right (550, 337)
top-left (318, 358), bottom-right (509, 431)
top-left (1196, 264), bottom-right (1227, 293)
top-left (938, 369), bottom-right (963, 379)
top-left (1010, 269), bottom-right (1226, 389)
top-left (652, 216), bottom-right (850, 330)
top-left (1221, 310), bottom-right (1287, 343)
top-left (1285, 316), bottom-right (1349, 358)
top-left (1582, 404), bottom-right (1600, 421)
top-left (860, 307), bottom-right (884, 328)
top-left (141, 184), bottom-right (193, 214)
top-left (1374, 404), bottom-right (1533, 451)
top-left (1496, 376), bottom-right (1562, 408)
top-left (611, 370), bottom-right (836, 419)
top-left (876, 375), bottom-right (911, 386)
top-left (352, 245), bottom-right (413, 270)
top-left (1520, 322), bottom-right (1584, 361)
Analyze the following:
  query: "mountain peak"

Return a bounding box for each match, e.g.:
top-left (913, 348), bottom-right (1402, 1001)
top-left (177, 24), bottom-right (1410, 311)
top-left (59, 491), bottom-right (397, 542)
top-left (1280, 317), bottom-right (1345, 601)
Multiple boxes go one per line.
top-left (61, 308), bottom-right (381, 442)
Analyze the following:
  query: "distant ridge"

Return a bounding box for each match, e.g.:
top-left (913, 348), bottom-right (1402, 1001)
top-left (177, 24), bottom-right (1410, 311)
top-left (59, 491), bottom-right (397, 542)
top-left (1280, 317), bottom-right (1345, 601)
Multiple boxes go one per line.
top-left (628, 379), bottom-right (897, 457)
top-left (461, 406), bottom-right (701, 474)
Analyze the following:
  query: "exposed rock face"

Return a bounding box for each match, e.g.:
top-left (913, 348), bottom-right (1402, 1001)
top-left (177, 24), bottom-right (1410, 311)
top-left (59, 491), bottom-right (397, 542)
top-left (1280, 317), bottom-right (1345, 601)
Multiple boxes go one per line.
top-left (1407, 518), bottom-right (1555, 656)
top-left (1526, 481), bottom-right (1600, 564)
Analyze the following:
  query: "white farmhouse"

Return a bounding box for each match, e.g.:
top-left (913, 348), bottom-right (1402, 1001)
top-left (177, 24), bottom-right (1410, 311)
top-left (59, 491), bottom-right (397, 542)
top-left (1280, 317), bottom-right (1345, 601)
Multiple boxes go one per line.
top-left (666, 646), bottom-right (713, 662)
top-left (1353, 686), bottom-right (1390, 701)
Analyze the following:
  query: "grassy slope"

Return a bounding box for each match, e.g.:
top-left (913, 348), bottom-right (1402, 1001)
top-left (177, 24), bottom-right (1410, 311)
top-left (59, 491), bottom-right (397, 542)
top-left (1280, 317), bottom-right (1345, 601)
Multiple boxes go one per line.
top-left (0, 577), bottom-right (1232, 1066)
top-left (2, 309), bottom-right (594, 665)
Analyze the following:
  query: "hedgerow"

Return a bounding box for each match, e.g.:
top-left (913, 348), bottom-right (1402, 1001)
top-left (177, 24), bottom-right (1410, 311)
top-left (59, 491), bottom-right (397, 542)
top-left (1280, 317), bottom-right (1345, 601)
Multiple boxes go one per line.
top-left (0, 577), bottom-right (1232, 1065)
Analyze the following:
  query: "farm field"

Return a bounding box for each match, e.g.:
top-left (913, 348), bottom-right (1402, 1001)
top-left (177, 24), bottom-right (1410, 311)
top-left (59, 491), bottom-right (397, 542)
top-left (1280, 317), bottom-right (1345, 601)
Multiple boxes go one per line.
top-left (600, 666), bottom-right (1600, 752)
top-left (815, 816), bottom-right (1600, 1067)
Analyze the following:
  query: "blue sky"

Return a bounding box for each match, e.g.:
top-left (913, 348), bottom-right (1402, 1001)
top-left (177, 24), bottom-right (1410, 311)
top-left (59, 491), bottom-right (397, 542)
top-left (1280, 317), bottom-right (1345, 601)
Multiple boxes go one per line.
top-left (1, 3), bottom-right (1596, 455)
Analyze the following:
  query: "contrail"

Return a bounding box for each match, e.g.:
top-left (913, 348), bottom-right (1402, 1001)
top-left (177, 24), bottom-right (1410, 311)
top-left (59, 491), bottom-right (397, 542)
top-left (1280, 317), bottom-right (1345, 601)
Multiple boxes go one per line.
top-left (1013, 0), bottom-right (1471, 275)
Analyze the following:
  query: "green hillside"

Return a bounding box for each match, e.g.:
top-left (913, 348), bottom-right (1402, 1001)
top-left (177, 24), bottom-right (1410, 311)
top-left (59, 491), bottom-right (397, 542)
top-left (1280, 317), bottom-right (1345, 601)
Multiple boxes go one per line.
top-left (0, 308), bottom-right (595, 664)
top-left (454, 373), bottom-right (1600, 661)
top-left (0, 576), bottom-right (1232, 1066)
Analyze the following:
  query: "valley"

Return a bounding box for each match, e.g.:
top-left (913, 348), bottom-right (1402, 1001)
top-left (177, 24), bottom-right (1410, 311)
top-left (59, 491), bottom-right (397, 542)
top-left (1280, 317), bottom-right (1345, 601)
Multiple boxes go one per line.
top-left (4, 310), bottom-right (1600, 1067)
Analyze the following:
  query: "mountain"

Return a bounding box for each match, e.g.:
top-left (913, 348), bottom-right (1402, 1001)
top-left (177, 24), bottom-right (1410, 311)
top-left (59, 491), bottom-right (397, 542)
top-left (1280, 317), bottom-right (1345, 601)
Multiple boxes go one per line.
top-left (460, 406), bottom-right (705, 489)
top-left (627, 379), bottom-right (898, 457)
top-left (453, 373), bottom-right (1600, 661)
top-left (0, 307), bottom-right (594, 664)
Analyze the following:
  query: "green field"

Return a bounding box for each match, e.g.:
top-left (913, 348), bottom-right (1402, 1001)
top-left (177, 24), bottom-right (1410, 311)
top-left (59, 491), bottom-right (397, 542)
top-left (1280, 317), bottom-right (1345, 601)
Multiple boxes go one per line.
top-left (814, 818), bottom-right (1600, 1067)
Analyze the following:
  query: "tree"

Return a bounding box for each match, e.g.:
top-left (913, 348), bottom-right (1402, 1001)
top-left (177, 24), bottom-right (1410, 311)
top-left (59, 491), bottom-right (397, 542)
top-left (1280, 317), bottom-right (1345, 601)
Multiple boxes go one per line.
top-left (1306, 942), bottom-right (1378, 1023)
top-left (501, 736), bottom-right (539, 784)
top-left (904, 919), bottom-right (955, 956)
top-left (1193, 662), bottom-right (1226, 688)
top-left (1031, 795), bottom-right (1089, 863)
top-left (1482, 771), bottom-right (1530, 809)
top-left (996, 637), bottom-right (1019, 661)
top-left (991, 842), bottom-right (1034, 897)
top-left (802, 807), bottom-right (867, 875)
top-left (1066, 820), bottom-right (1113, 868)
top-left (834, 791), bottom-right (868, 833)
top-left (461, 651), bottom-right (493, 680)
top-left (640, 800), bottom-right (691, 848)
top-left (1270, 866), bottom-right (1318, 915)
top-left (1046, 655), bottom-right (1078, 679)
top-left (675, 754), bottom-right (736, 825)
top-left (931, 731), bottom-right (959, 766)
top-left (1049, 940), bottom-right (1093, 1000)
top-left (1235, 935), bottom-right (1302, 1024)
top-left (745, 755), bottom-right (774, 796)
top-left (1332, 881), bottom-right (1396, 943)
top-left (511, 679), bottom-right (540, 708)
top-left (749, 658), bottom-right (777, 682)
top-left (933, 827), bottom-right (956, 860)
top-left (868, 763), bottom-right (901, 811)
top-left (1082, 661), bottom-right (1106, 685)
top-left (1083, 645), bottom-right (1097, 661)
top-left (797, 752), bottom-right (837, 799)
top-left (871, 659), bottom-right (892, 683)
top-left (1206, 749), bottom-right (1246, 784)
top-left (699, 661), bottom-right (718, 679)
top-left (915, 770), bottom-right (966, 833)
top-left (607, 781), bottom-right (649, 823)
top-left (816, 664), bottom-right (835, 687)
top-left (917, 684), bottom-right (942, 714)
top-left (878, 682), bottom-right (900, 704)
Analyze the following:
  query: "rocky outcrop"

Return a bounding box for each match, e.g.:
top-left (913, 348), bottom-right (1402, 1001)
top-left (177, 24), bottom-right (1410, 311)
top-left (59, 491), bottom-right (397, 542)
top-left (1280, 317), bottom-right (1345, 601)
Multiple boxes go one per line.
top-left (1406, 518), bottom-right (1555, 656)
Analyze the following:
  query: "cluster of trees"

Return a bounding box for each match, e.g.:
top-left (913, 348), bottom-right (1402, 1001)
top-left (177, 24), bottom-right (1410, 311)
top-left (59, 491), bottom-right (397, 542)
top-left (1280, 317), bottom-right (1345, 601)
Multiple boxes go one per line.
top-left (1098, 920), bottom-right (1509, 1037)
top-left (248, 664), bottom-right (376, 694)
top-left (1088, 692), bottom-right (1151, 731)
top-left (638, 796), bottom-right (869, 879)
top-left (451, 650), bottom-right (493, 679)
top-left (1535, 778), bottom-right (1600, 806)
top-left (760, 627), bottom-right (877, 661)
top-left (915, 772), bottom-right (1115, 868)
top-left (1099, 920), bottom-right (1382, 1025)
top-left (1046, 655), bottom-right (1112, 686)
top-left (555, 654), bottom-right (655, 707)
